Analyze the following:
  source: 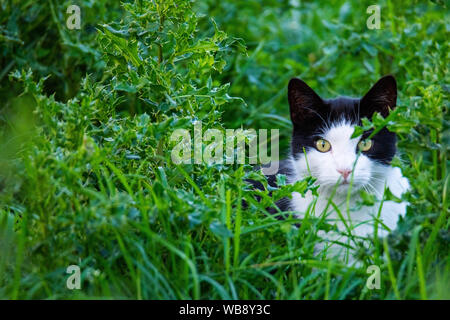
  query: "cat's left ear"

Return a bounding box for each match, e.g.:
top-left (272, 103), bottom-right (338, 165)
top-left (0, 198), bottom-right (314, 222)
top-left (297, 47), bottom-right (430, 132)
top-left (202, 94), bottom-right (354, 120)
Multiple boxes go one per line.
top-left (360, 75), bottom-right (397, 118)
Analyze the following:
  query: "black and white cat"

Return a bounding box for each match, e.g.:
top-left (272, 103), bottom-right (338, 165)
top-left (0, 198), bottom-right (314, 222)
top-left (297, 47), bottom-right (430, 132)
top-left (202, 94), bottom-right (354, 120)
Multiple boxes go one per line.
top-left (260, 75), bottom-right (409, 262)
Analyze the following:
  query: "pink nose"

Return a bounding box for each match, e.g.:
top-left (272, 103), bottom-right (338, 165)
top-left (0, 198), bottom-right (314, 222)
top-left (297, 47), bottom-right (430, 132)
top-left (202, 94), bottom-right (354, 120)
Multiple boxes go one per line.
top-left (337, 168), bottom-right (352, 180)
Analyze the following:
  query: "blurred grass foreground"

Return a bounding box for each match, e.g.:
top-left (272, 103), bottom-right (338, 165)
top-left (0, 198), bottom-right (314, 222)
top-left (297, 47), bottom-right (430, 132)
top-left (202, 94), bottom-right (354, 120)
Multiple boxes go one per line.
top-left (0, 0), bottom-right (448, 299)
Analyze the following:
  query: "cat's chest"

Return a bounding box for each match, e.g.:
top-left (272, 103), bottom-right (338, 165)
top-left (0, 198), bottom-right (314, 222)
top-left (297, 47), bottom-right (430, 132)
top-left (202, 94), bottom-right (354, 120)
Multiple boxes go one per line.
top-left (291, 192), bottom-right (405, 239)
top-left (290, 190), bottom-right (379, 221)
top-left (289, 166), bottom-right (409, 238)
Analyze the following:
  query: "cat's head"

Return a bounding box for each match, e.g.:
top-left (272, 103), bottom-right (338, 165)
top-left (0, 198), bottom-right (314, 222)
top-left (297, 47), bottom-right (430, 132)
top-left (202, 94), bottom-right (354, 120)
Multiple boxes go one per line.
top-left (288, 75), bottom-right (397, 192)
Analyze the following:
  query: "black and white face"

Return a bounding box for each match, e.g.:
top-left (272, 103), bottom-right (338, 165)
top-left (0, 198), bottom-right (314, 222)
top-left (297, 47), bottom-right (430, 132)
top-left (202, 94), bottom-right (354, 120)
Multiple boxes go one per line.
top-left (288, 76), bottom-right (398, 193)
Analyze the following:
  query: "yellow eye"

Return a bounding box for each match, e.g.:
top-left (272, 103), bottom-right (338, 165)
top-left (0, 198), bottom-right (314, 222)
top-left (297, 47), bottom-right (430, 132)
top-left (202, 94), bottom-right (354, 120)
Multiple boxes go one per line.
top-left (358, 139), bottom-right (373, 152)
top-left (315, 139), bottom-right (331, 152)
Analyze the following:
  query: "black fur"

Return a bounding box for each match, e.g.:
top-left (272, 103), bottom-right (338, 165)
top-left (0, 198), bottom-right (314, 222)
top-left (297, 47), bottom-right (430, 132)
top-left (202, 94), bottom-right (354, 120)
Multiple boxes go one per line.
top-left (245, 161), bottom-right (293, 214)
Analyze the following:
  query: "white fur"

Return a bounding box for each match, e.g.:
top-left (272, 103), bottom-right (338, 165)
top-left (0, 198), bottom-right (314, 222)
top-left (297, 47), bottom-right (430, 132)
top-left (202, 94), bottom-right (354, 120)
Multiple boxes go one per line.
top-left (288, 121), bottom-right (409, 263)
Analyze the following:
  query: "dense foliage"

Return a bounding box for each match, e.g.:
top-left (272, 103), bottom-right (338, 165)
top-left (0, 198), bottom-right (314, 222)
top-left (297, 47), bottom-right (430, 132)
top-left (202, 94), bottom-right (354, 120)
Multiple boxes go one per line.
top-left (0, 0), bottom-right (448, 299)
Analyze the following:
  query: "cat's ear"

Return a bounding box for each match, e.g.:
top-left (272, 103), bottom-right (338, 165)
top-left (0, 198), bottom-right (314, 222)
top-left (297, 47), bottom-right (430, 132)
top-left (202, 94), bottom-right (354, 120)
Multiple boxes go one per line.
top-left (288, 78), bottom-right (323, 125)
top-left (360, 75), bottom-right (397, 118)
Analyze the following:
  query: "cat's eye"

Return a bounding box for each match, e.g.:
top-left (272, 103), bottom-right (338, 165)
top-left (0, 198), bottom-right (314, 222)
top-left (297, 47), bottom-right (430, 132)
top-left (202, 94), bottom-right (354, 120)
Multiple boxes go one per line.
top-left (358, 139), bottom-right (373, 152)
top-left (315, 139), bottom-right (331, 152)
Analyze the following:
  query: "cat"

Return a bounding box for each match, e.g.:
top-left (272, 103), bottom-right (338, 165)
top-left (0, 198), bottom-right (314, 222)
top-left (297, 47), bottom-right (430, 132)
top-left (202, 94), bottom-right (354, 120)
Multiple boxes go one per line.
top-left (254, 75), bottom-right (409, 264)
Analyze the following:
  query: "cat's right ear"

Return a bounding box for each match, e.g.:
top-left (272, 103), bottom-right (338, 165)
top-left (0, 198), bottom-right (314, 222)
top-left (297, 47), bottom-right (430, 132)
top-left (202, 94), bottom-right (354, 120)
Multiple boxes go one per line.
top-left (360, 75), bottom-right (397, 118)
top-left (288, 78), bottom-right (323, 126)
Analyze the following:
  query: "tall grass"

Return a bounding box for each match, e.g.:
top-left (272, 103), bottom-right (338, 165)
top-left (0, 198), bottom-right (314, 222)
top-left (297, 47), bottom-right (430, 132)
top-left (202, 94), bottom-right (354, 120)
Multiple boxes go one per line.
top-left (0, 0), bottom-right (448, 299)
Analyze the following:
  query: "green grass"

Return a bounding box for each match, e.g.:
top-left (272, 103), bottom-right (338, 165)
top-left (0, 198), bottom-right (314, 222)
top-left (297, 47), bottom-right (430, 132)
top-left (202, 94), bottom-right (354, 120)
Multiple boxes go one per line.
top-left (0, 0), bottom-right (448, 299)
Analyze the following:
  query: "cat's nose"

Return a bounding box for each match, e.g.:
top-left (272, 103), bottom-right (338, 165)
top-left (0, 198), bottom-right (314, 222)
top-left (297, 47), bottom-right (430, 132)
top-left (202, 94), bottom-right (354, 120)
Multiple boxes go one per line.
top-left (337, 168), bottom-right (352, 180)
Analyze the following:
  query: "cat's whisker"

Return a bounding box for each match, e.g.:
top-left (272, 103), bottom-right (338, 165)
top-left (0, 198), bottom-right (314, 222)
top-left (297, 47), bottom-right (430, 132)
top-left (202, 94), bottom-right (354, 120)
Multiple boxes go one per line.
top-left (365, 182), bottom-right (384, 198)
